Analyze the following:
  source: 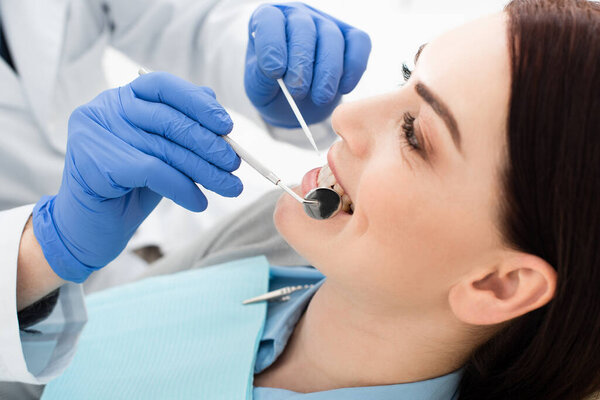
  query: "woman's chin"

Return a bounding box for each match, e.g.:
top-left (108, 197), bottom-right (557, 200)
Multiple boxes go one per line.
top-left (273, 184), bottom-right (354, 266)
top-left (273, 186), bottom-right (306, 238)
top-left (274, 188), bottom-right (327, 270)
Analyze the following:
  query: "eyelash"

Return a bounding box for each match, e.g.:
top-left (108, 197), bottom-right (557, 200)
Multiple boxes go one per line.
top-left (401, 112), bottom-right (420, 151)
top-left (400, 63), bottom-right (421, 153)
top-left (402, 63), bottom-right (413, 82)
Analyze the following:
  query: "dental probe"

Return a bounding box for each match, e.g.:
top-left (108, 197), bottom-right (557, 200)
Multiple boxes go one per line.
top-left (276, 78), bottom-right (320, 155)
top-left (137, 68), bottom-right (342, 220)
top-left (250, 31), bottom-right (320, 155)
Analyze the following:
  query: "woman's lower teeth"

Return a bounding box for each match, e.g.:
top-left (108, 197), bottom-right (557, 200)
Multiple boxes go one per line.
top-left (317, 165), bottom-right (354, 214)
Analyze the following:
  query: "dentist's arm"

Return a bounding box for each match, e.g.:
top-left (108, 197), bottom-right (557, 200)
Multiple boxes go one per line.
top-left (17, 71), bottom-right (243, 305)
top-left (31, 71), bottom-right (241, 285)
top-left (4, 72), bottom-right (242, 385)
top-left (17, 72), bottom-right (241, 302)
top-left (16, 218), bottom-right (64, 311)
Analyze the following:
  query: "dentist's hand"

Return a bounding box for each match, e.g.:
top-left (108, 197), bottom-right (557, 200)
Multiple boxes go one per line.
top-left (245, 2), bottom-right (371, 128)
top-left (32, 72), bottom-right (242, 283)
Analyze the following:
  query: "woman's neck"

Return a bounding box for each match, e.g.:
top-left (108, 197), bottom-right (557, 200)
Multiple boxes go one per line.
top-left (254, 279), bottom-right (473, 393)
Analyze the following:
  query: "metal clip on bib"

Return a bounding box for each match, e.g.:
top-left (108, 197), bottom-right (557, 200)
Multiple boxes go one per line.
top-left (242, 284), bottom-right (315, 305)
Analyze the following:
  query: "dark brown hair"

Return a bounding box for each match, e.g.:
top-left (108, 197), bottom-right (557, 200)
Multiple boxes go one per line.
top-left (457, 1), bottom-right (600, 399)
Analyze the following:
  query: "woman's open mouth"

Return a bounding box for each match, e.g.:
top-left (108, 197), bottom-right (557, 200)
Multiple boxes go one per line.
top-left (300, 163), bottom-right (355, 216)
top-left (316, 164), bottom-right (354, 214)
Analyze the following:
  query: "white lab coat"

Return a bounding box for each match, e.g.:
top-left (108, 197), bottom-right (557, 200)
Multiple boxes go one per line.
top-left (0, 0), bottom-right (334, 384)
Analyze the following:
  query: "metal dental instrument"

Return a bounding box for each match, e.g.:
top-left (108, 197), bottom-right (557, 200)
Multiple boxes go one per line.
top-left (250, 31), bottom-right (320, 155)
top-left (224, 136), bottom-right (341, 220)
top-left (276, 78), bottom-right (320, 155)
top-left (303, 187), bottom-right (342, 220)
top-left (138, 68), bottom-right (342, 220)
top-left (242, 284), bottom-right (315, 305)
top-left (221, 135), bottom-right (317, 206)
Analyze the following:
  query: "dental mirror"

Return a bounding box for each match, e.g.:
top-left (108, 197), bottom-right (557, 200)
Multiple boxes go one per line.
top-left (303, 187), bottom-right (342, 220)
top-left (220, 135), bottom-right (341, 220)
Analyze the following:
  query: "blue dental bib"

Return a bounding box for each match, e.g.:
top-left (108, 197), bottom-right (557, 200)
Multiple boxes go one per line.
top-left (42, 256), bottom-right (270, 400)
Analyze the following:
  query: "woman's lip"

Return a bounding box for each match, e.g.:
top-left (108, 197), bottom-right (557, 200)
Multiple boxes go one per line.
top-left (301, 167), bottom-right (321, 196)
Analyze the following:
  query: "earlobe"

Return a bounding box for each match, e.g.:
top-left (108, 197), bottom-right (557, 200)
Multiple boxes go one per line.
top-left (448, 253), bottom-right (557, 325)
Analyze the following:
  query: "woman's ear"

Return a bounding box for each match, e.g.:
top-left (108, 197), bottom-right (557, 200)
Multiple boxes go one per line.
top-left (448, 252), bottom-right (557, 325)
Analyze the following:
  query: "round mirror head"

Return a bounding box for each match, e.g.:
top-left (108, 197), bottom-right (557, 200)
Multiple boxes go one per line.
top-left (303, 187), bottom-right (342, 220)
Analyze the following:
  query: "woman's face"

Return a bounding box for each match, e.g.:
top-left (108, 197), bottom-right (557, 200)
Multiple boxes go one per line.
top-left (274, 14), bottom-right (511, 313)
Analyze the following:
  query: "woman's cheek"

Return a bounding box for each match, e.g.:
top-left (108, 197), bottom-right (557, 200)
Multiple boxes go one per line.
top-left (357, 165), bottom-right (413, 246)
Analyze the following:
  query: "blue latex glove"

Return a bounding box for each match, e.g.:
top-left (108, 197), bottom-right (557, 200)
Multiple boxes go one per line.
top-left (33, 72), bottom-right (242, 283)
top-left (245, 2), bottom-right (371, 128)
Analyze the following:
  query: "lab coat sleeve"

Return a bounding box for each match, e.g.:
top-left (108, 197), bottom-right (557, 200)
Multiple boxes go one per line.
top-left (0, 205), bottom-right (87, 384)
top-left (93, 0), bottom-right (337, 149)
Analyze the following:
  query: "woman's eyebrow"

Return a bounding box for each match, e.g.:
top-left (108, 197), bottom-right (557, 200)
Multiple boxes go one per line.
top-left (412, 43), bottom-right (462, 153)
top-left (414, 43), bottom-right (427, 64)
top-left (415, 82), bottom-right (462, 153)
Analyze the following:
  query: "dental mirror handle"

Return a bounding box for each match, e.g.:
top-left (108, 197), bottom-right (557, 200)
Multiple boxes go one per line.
top-left (222, 135), bottom-right (279, 185)
top-left (222, 136), bottom-right (314, 205)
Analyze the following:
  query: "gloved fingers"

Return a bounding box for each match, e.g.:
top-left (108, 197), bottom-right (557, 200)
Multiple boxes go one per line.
top-left (148, 134), bottom-right (243, 198)
top-left (129, 72), bottom-right (232, 135)
top-left (250, 4), bottom-right (288, 79)
top-left (338, 28), bottom-right (372, 94)
top-left (298, 4), bottom-right (370, 94)
top-left (120, 90), bottom-right (240, 172)
top-left (109, 148), bottom-right (209, 212)
top-left (114, 123), bottom-right (243, 198)
top-left (282, 10), bottom-right (316, 99)
top-left (244, 41), bottom-right (281, 107)
top-left (311, 18), bottom-right (345, 105)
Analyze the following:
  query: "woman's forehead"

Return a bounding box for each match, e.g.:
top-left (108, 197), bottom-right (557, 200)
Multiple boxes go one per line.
top-left (414, 13), bottom-right (511, 156)
top-left (416, 13), bottom-right (509, 86)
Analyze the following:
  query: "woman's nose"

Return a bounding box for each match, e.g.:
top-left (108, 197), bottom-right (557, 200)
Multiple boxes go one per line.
top-left (331, 99), bottom-right (375, 158)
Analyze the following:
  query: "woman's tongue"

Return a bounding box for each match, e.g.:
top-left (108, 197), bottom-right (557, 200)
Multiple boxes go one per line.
top-left (301, 167), bottom-right (321, 196)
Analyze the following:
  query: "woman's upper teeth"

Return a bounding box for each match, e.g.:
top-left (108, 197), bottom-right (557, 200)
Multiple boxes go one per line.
top-left (318, 164), bottom-right (336, 187)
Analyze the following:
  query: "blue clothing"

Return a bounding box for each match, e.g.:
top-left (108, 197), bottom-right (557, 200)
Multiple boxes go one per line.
top-left (43, 257), bottom-right (271, 399)
top-left (254, 266), bottom-right (462, 399)
top-left (41, 259), bottom-right (461, 399)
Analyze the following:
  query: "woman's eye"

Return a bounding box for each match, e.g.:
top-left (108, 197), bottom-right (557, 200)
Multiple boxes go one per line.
top-left (402, 112), bottom-right (420, 150)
